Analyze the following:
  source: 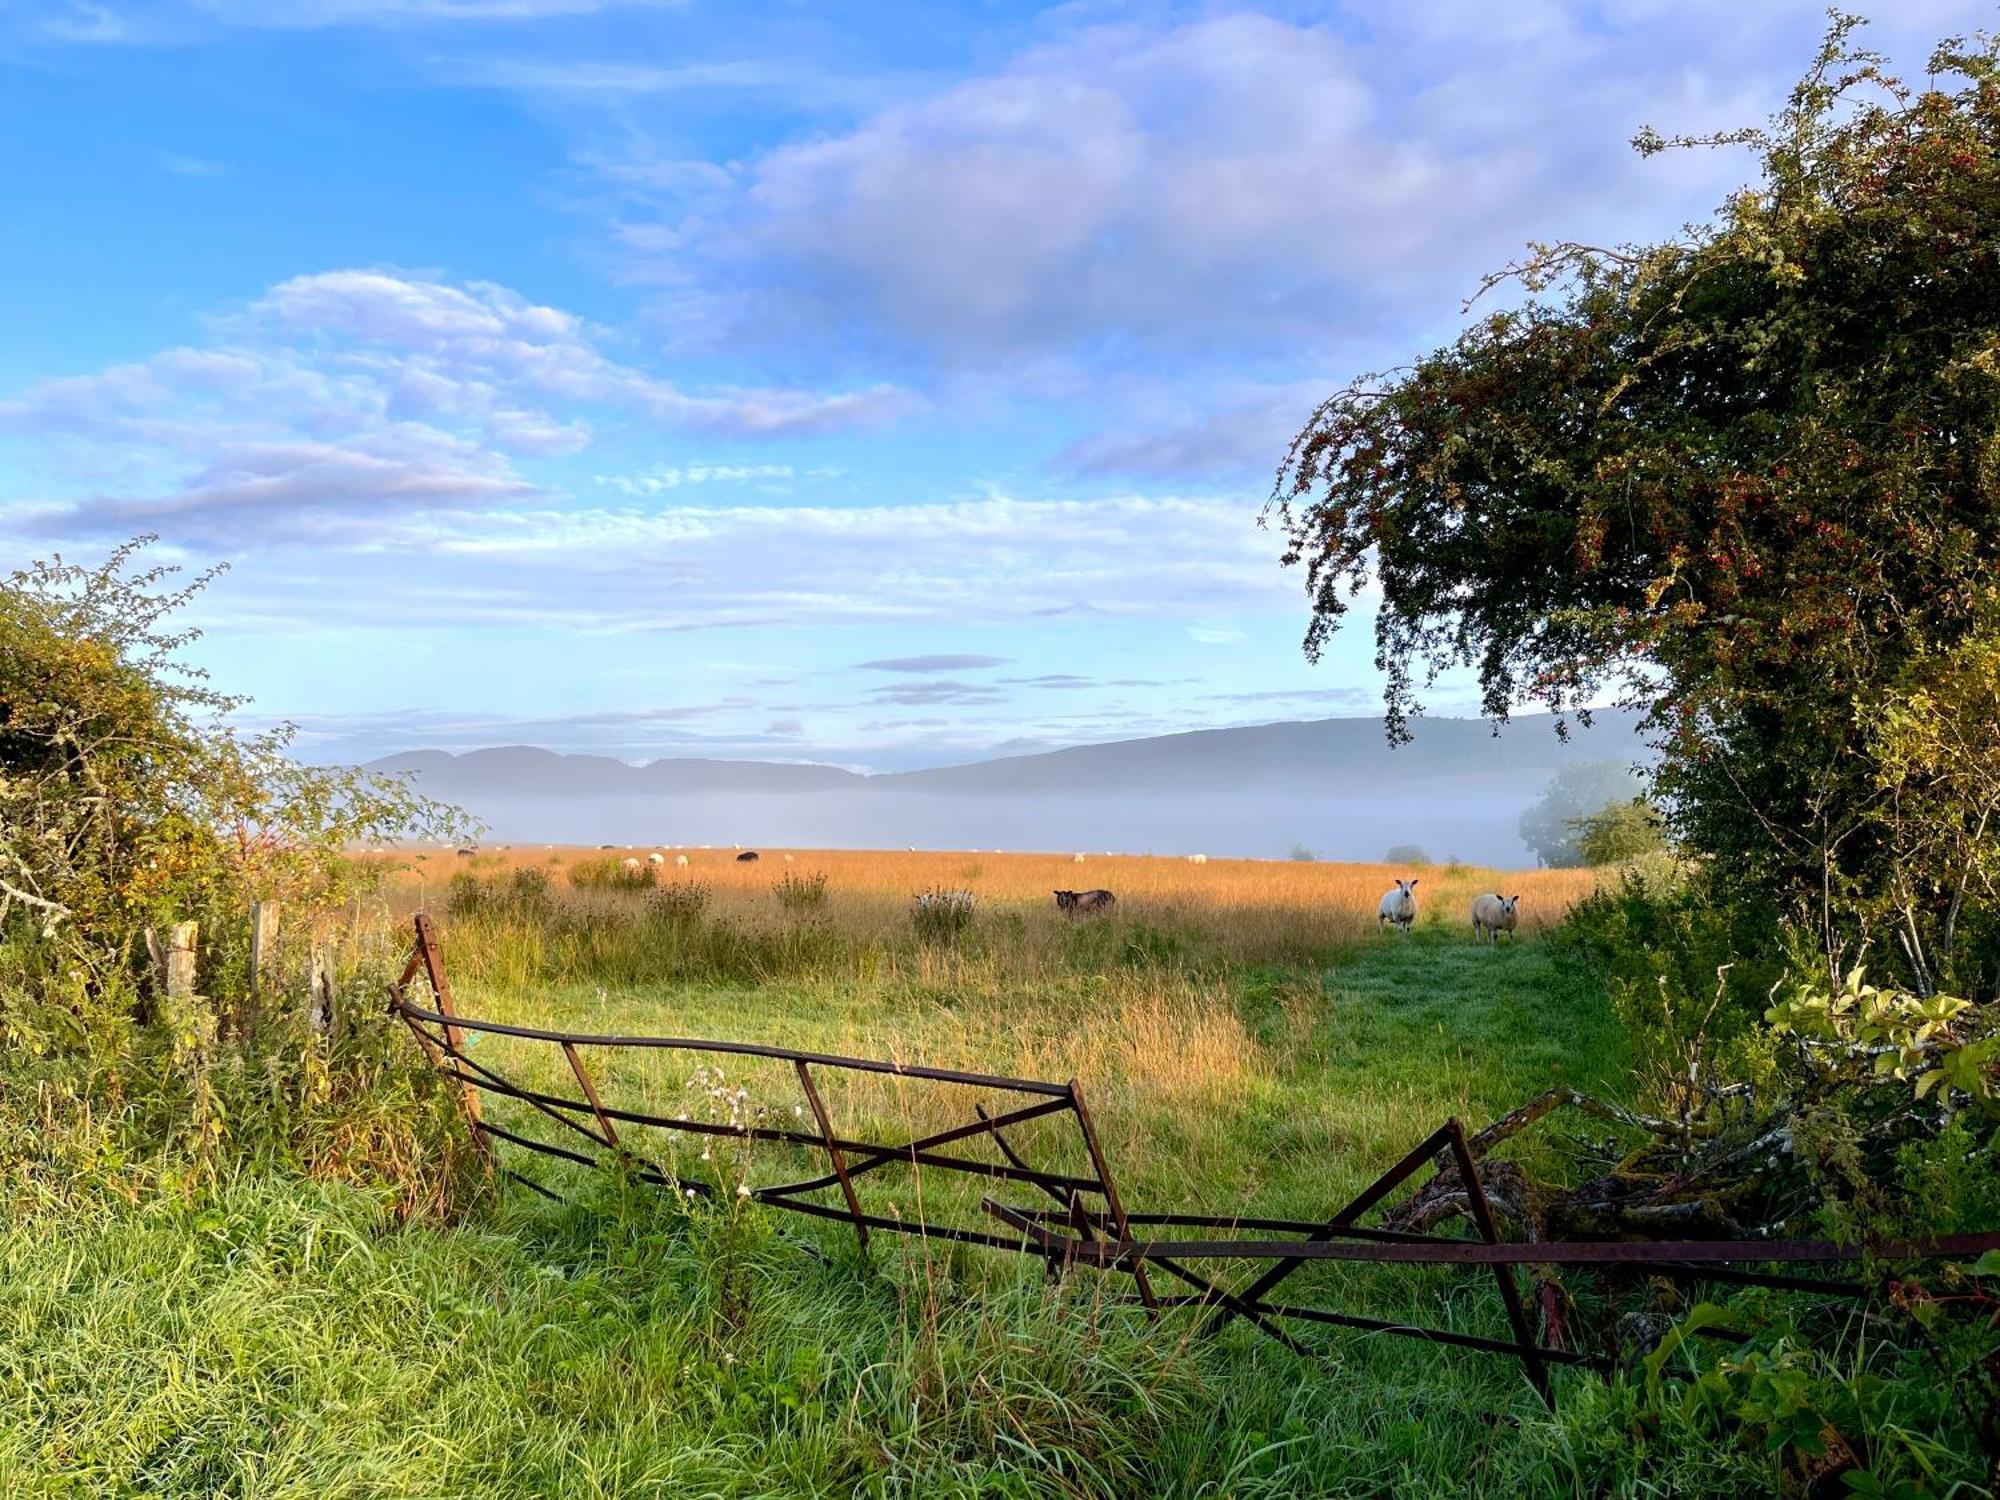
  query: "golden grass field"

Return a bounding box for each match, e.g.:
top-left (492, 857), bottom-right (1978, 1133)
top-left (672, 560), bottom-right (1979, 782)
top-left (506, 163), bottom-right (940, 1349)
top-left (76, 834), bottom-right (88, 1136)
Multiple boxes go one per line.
top-left (389, 843), bottom-right (1600, 950)
top-left (372, 843), bottom-right (1618, 1245)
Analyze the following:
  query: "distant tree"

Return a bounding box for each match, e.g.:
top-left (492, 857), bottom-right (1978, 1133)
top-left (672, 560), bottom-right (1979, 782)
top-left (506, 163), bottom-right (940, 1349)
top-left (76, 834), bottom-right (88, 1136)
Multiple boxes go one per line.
top-left (1383, 844), bottom-right (1431, 866)
top-left (1288, 844), bottom-right (1317, 863)
top-left (1518, 762), bottom-right (1644, 868)
top-left (1270, 20), bottom-right (2000, 990)
top-left (1576, 799), bottom-right (1668, 867)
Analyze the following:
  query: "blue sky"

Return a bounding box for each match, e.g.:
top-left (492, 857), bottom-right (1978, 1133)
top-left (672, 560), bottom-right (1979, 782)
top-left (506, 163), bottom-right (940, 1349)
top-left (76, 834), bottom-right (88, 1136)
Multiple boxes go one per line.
top-left (1, 0), bottom-right (1987, 771)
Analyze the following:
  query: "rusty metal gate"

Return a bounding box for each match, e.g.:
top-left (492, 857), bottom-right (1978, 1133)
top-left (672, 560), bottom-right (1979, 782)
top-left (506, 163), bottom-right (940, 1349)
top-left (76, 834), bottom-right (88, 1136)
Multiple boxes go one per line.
top-left (388, 914), bottom-right (2000, 1406)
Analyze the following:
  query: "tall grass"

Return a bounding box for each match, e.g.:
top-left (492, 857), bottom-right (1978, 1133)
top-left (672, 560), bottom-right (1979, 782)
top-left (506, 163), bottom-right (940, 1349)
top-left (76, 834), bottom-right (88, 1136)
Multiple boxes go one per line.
top-left (20, 849), bottom-right (1971, 1496)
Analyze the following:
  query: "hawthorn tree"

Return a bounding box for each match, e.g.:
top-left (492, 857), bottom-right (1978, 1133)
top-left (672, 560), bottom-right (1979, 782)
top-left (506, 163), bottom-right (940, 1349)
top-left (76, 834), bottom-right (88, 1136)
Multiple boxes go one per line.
top-left (1270, 19), bottom-right (2000, 995)
top-left (0, 538), bottom-right (469, 1059)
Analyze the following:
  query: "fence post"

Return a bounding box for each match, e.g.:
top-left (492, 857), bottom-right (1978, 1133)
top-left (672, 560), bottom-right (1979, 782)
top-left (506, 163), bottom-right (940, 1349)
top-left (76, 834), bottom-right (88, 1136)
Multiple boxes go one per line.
top-left (163, 920), bottom-right (214, 1071)
top-left (249, 900), bottom-right (281, 1004)
top-left (307, 938), bottom-right (335, 1036)
top-left (166, 920), bottom-right (199, 1004)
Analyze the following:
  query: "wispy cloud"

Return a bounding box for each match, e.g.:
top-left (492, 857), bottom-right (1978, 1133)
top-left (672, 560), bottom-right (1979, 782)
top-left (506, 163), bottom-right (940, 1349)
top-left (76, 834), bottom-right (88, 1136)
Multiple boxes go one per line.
top-left (199, 0), bottom-right (687, 28)
top-left (0, 269), bottom-right (912, 541)
top-left (159, 152), bottom-right (228, 177)
top-left (595, 463), bottom-right (796, 494)
top-left (857, 654), bottom-right (1010, 673)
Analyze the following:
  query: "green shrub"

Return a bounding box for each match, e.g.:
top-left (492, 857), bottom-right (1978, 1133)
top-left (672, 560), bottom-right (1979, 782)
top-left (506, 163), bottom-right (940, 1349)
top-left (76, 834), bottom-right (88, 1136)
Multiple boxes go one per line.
top-left (1553, 866), bottom-right (1784, 1095)
top-left (1576, 799), bottom-right (1668, 867)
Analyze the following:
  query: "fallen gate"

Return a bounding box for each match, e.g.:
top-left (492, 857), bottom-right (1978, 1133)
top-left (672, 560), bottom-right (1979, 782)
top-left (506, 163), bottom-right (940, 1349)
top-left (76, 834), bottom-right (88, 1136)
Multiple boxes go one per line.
top-left (388, 914), bottom-right (2000, 1407)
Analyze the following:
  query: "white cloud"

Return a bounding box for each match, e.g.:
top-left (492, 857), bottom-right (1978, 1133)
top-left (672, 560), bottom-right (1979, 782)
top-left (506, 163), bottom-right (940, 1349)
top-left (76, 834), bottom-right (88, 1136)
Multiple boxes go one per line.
top-left (0, 269), bottom-right (911, 539)
top-left (594, 463), bottom-right (795, 494)
top-left (195, 0), bottom-right (683, 26)
top-left (107, 491), bottom-right (1287, 634)
top-left (1188, 621), bottom-right (1248, 646)
top-left (598, 9), bottom-right (1765, 362)
top-left (584, 4), bottom-right (1987, 383)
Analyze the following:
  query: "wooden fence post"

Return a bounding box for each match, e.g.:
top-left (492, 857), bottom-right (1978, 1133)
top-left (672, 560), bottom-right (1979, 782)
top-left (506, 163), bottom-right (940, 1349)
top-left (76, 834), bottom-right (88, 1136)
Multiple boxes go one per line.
top-left (249, 900), bottom-right (281, 1005)
top-left (166, 921), bottom-right (199, 1004)
top-left (163, 920), bottom-right (214, 1071)
top-left (307, 939), bottom-right (335, 1036)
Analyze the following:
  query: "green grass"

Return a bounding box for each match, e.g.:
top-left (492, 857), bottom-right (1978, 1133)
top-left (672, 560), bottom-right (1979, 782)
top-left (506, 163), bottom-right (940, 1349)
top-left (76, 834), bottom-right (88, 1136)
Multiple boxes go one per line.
top-left (0, 916), bottom-right (1897, 1497)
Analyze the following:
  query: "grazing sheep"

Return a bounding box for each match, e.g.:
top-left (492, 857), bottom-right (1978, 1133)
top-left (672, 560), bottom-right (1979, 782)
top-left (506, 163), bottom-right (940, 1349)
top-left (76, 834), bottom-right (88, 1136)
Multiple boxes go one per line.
top-left (1073, 853), bottom-right (1087, 864)
top-left (622, 857), bottom-right (642, 871)
top-left (783, 853), bottom-right (795, 863)
top-left (1377, 878), bottom-right (1419, 935)
top-left (736, 850), bottom-right (760, 863)
top-left (675, 854), bottom-right (690, 868)
top-left (1471, 893), bottom-right (1522, 944)
top-left (1054, 889), bottom-right (1116, 916)
top-left (1186, 853), bottom-right (1208, 865)
top-left (647, 852), bottom-right (665, 866)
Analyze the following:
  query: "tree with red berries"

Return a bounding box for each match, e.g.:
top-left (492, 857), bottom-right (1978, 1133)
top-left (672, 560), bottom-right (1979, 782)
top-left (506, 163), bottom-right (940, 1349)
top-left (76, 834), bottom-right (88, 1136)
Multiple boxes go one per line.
top-left (1272, 18), bottom-right (2000, 996)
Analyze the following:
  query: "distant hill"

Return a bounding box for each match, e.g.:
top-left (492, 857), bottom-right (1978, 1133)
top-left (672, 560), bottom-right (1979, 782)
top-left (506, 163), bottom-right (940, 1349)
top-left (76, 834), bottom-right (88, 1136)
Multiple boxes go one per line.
top-left (877, 711), bottom-right (1646, 794)
top-left (366, 711), bottom-right (1647, 800)
top-left (360, 713), bottom-right (1651, 865)
top-left (365, 746), bottom-right (864, 797)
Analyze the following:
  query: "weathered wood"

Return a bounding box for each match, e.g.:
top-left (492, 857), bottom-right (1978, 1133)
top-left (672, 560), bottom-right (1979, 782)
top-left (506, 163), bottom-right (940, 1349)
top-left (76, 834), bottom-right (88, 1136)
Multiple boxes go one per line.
top-left (165, 921), bottom-right (198, 1001)
top-left (249, 901), bottom-right (281, 1004)
top-left (307, 940), bottom-right (335, 1036)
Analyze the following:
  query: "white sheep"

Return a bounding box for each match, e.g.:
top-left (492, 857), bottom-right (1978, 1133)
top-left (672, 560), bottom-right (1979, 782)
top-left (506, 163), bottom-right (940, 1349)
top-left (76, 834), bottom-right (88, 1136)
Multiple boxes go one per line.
top-left (1471, 893), bottom-right (1521, 944)
top-left (675, 854), bottom-right (690, 868)
top-left (621, 857), bottom-right (642, 871)
top-left (1186, 853), bottom-right (1208, 865)
top-left (1377, 878), bottom-right (1419, 935)
top-left (1073, 852), bottom-right (1087, 864)
top-left (647, 851), bottom-right (666, 866)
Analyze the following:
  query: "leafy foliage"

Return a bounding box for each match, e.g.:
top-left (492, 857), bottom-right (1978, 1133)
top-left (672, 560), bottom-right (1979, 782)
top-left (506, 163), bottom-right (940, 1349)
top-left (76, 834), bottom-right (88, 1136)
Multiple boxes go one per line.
top-left (1766, 964), bottom-right (1997, 1123)
top-left (910, 887), bottom-right (976, 944)
top-left (1272, 20), bottom-right (2000, 994)
top-left (1575, 799), bottom-right (1668, 867)
top-left (0, 538), bottom-right (468, 1055)
top-left (0, 538), bottom-right (473, 1202)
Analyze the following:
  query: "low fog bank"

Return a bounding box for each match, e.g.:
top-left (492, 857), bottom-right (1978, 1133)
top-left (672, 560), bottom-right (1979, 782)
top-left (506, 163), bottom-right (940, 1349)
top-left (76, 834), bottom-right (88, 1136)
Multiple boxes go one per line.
top-left (451, 779), bottom-right (1544, 866)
